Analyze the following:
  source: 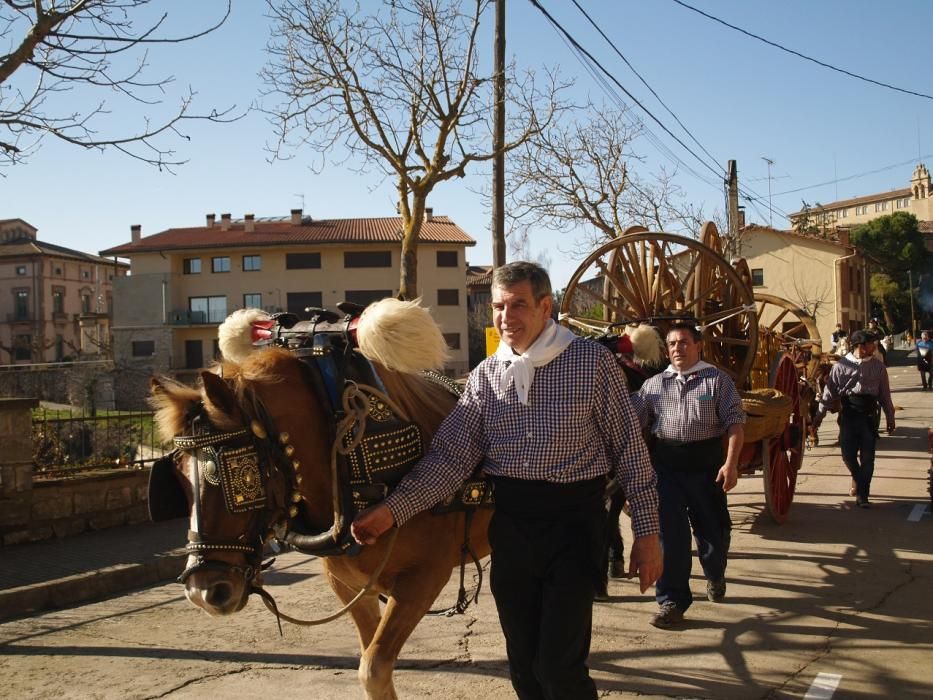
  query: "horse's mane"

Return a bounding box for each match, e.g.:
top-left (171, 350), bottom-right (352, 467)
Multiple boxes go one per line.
top-left (150, 377), bottom-right (201, 443)
top-left (374, 367), bottom-right (459, 438)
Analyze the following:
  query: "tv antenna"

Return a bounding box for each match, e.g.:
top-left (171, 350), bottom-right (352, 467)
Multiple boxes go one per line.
top-left (761, 157), bottom-right (775, 227)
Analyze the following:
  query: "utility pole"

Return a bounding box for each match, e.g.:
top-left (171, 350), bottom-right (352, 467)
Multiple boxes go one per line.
top-left (909, 269), bottom-right (917, 336)
top-left (726, 160), bottom-right (740, 259)
top-left (762, 156), bottom-right (774, 227)
top-left (491, 0), bottom-right (506, 269)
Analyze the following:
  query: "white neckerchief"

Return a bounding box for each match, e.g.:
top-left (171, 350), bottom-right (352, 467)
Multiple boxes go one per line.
top-left (496, 319), bottom-right (575, 405)
top-left (662, 359), bottom-right (715, 380)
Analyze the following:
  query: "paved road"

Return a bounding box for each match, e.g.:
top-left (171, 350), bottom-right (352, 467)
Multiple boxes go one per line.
top-left (1, 363), bottom-right (931, 699)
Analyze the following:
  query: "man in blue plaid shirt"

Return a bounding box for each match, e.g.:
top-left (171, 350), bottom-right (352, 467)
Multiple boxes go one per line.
top-left (632, 322), bottom-right (745, 629)
top-left (353, 261), bottom-right (661, 700)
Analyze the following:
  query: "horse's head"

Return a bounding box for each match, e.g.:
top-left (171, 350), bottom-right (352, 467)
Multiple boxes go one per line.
top-left (149, 368), bottom-right (296, 616)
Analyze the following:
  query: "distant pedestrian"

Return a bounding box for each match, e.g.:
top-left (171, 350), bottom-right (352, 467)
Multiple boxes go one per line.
top-left (867, 318), bottom-right (888, 365)
top-left (631, 322), bottom-right (745, 628)
top-left (831, 323), bottom-right (846, 354)
top-left (812, 329), bottom-right (895, 508)
top-left (917, 331), bottom-right (933, 390)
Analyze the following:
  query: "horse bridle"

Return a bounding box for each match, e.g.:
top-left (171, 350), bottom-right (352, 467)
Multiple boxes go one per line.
top-left (168, 405), bottom-right (291, 586)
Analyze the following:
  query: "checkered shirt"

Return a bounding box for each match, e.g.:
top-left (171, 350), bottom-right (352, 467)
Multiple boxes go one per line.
top-left (816, 354), bottom-right (895, 422)
top-left (632, 366), bottom-right (746, 442)
top-left (385, 338), bottom-right (660, 538)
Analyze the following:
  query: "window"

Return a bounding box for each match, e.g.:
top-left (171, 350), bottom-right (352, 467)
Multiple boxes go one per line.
top-left (212, 256), bottom-right (230, 273)
top-left (54, 335), bottom-right (64, 361)
top-left (189, 295), bottom-right (227, 323)
top-left (52, 288), bottom-right (65, 314)
top-left (54, 266), bottom-right (63, 276)
top-left (437, 289), bottom-right (460, 306)
top-left (874, 202), bottom-right (883, 212)
top-left (286, 252), bottom-right (321, 269)
top-left (132, 340), bottom-right (155, 357)
top-left (286, 291), bottom-right (323, 315)
top-left (751, 268), bottom-right (764, 287)
top-left (344, 251), bottom-right (391, 268)
top-left (242, 255), bottom-right (261, 271)
top-left (15, 265), bottom-right (26, 275)
top-left (839, 208), bottom-right (847, 218)
top-left (82, 270), bottom-right (90, 279)
top-left (80, 293), bottom-right (91, 314)
top-left (443, 333), bottom-right (461, 350)
top-left (244, 293), bottom-right (262, 309)
top-left (344, 290), bottom-right (392, 307)
top-left (13, 289), bottom-right (29, 319)
top-left (858, 205), bottom-right (868, 215)
top-left (13, 334), bottom-right (31, 361)
top-left (183, 258), bottom-right (202, 274)
top-left (437, 251), bottom-right (458, 267)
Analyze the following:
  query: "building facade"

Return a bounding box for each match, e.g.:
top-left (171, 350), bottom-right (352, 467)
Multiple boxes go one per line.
top-left (0, 219), bottom-right (128, 365)
top-left (100, 210), bottom-right (475, 400)
top-left (789, 163), bottom-right (933, 243)
top-left (739, 225), bottom-right (869, 350)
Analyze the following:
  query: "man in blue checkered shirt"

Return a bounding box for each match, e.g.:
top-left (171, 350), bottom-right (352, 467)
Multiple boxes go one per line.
top-left (631, 322), bottom-right (745, 629)
top-left (352, 261), bottom-right (661, 700)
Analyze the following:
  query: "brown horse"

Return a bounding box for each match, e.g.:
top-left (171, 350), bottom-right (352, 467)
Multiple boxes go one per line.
top-left (150, 345), bottom-right (492, 699)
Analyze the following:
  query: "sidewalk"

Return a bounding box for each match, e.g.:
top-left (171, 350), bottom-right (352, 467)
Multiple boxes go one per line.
top-left (0, 517), bottom-right (187, 622)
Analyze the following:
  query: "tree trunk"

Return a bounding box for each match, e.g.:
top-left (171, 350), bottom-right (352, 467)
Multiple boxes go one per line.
top-left (398, 196), bottom-right (426, 300)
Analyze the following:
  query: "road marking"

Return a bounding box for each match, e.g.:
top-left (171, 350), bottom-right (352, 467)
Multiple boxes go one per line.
top-left (908, 503), bottom-right (929, 522)
top-left (804, 672), bottom-right (842, 699)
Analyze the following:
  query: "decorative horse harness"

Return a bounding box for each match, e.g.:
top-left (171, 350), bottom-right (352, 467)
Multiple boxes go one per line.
top-left (148, 304), bottom-right (493, 623)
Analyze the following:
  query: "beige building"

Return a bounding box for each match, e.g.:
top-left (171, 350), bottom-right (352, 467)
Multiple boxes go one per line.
top-left (99, 209), bottom-right (475, 388)
top-left (789, 163), bottom-right (933, 242)
top-left (0, 219), bottom-right (128, 364)
top-left (738, 225), bottom-right (870, 351)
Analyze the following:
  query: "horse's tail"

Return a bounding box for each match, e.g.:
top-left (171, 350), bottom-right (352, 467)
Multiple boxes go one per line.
top-left (357, 297), bottom-right (450, 374)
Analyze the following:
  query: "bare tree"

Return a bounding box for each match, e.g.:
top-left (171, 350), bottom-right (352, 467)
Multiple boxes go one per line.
top-left (261, 0), bottom-right (563, 299)
top-left (791, 271), bottom-right (832, 318)
top-left (505, 101), bottom-right (705, 258)
top-left (1, 0), bottom-right (236, 170)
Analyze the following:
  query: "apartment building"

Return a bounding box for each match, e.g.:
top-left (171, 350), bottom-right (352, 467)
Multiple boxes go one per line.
top-left (739, 224), bottom-right (869, 349)
top-left (99, 209), bottom-right (476, 392)
top-left (0, 219), bottom-right (128, 364)
top-left (789, 163), bottom-right (933, 243)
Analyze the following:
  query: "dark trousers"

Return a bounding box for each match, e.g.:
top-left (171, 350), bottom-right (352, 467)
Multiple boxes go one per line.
top-left (840, 409), bottom-right (878, 500)
top-left (653, 439), bottom-right (731, 611)
top-left (918, 364), bottom-right (931, 389)
top-left (488, 477), bottom-right (604, 700)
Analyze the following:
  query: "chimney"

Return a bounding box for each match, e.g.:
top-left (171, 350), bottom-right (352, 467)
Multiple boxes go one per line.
top-left (424, 207), bottom-right (434, 222)
top-left (290, 208), bottom-right (303, 226)
top-left (206, 213), bottom-right (216, 228)
top-left (737, 207), bottom-right (746, 229)
top-left (838, 228), bottom-right (850, 247)
top-left (244, 213), bottom-right (255, 233)
top-left (130, 224), bottom-right (141, 243)
top-left (220, 213), bottom-right (231, 231)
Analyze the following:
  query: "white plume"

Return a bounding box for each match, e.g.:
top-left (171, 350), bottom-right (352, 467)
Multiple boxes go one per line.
top-left (218, 308), bottom-right (270, 364)
top-left (629, 324), bottom-right (665, 367)
top-left (356, 297), bottom-right (449, 373)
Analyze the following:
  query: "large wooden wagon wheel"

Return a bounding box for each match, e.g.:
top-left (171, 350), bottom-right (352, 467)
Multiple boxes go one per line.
top-left (762, 354), bottom-right (807, 523)
top-left (560, 230), bottom-right (758, 386)
top-left (750, 293), bottom-right (823, 390)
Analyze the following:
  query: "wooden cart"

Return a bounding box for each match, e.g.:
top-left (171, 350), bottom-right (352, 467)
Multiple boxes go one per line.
top-left (559, 223), bottom-right (821, 523)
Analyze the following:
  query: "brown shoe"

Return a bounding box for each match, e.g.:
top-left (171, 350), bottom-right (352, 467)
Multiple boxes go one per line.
top-left (849, 479), bottom-right (857, 497)
top-left (650, 602), bottom-right (685, 628)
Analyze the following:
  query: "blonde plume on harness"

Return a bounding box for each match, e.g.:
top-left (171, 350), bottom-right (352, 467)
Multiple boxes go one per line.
top-left (356, 298), bottom-right (450, 374)
top-left (628, 324), bottom-right (665, 367)
top-left (218, 308), bottom-right (271, 364)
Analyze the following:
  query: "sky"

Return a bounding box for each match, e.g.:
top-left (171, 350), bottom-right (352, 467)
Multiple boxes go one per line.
top-left (4, 0), bottom-right (933, 291)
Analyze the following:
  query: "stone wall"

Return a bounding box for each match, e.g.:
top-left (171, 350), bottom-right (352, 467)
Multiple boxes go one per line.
top-left (0, 361), bottom-right (116, 409)
top-left (0, 398), bottom-right (154, 546)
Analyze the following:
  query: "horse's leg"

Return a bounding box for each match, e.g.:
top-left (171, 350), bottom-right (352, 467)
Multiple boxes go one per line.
top-left (358, 568), bottom-right (449, 700)
top-left (325, 568), bottom-right (382, 653)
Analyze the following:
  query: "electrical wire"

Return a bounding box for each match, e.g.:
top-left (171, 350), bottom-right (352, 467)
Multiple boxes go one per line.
top-left (527, 0), bottom-right (727, 186)
top-left (672, 0), bottom-right (933, 101)
top-left (773, 154), bottom-right (933, 197)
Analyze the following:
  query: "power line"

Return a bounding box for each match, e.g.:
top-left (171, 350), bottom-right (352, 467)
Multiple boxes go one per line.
top-left (568, 0), bottom-right (722, 170)
top-left (671, 0), bottom-right (933, 101)
top-left (527, 0), bottom-right (726, 185)
top-left (773, 154), bottom-right (933, 197)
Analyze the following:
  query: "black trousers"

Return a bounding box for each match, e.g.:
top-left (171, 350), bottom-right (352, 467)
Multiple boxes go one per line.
top-left (488, 476), bottom-right (605, 700)
top-left (839, 408), bottom-right (878, 500)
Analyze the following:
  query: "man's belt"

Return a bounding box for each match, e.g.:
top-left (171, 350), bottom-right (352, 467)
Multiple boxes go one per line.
top-left (841, 394), bottom-right (879, 415)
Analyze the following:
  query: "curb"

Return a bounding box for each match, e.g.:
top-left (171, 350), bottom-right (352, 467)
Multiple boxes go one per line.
top-left (0, 551), bottom-right (186, 623)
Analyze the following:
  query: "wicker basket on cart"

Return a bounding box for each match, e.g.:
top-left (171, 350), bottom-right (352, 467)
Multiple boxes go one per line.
top-left (741, 388), bottom-right (793, 443)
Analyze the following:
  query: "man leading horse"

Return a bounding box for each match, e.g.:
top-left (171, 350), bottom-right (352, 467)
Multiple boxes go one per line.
top-left (352, 261), bottom-right (662, 700)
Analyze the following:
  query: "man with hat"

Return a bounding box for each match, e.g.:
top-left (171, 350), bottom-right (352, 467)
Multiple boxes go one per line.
top-left (812, 329), bottom-right (895, 508)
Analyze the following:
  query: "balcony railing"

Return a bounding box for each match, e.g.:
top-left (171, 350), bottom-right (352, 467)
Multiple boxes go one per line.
top-left (6, 313), bottom-right (33, 322)
top-left (167, 310), bottom-right (212, 325)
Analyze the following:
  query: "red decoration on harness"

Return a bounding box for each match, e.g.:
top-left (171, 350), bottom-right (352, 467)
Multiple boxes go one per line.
top-left (251, 319), bottom-right (274, 343)
top-left (347, 316), bottom-right (360, 345)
